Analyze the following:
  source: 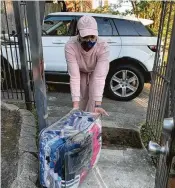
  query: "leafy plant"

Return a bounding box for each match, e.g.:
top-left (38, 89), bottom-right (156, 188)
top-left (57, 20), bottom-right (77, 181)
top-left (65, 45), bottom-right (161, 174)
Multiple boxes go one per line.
top-left (89, 5), bottom-right (120, 15)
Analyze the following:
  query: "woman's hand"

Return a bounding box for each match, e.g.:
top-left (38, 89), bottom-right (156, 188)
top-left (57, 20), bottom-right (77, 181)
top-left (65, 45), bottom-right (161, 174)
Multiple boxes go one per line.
top-left (94, 107), bottom-right (109, 116)
top-left (73, 101), bottom-right (79, 110)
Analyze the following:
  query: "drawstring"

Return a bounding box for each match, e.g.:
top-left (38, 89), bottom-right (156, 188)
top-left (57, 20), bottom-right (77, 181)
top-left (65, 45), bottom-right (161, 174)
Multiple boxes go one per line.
top-left (80, 71), bottom-right (92, 86)
top-left (87, 72), bottom-right (91, 85)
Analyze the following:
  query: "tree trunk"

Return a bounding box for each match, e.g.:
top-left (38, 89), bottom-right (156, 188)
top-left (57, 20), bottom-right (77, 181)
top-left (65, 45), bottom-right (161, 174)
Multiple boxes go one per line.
top-left (131, 1), bottom-right (138, 17)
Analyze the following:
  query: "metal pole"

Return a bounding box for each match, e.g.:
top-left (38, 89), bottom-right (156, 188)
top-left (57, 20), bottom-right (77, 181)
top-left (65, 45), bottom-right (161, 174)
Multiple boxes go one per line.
top-left (26, 1), bottom-right (48, 131)
top-left (13, 1), bottom-right (32, 110)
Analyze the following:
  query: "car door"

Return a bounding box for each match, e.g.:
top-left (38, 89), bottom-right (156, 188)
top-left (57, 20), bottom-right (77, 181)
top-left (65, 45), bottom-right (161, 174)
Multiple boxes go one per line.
top-left (42, 16), bottom-right (77, 72)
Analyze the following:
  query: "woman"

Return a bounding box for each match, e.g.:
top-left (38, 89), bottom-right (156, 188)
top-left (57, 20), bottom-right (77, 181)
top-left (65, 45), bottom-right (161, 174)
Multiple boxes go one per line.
top-left (65, 15), bottom-right (109, 116)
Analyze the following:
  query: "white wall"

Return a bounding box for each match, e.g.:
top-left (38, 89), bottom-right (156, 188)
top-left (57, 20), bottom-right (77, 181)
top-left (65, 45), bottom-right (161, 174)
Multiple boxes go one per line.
top-left (92, 0), bottom-right (105, 9)
top-left (109, 0), bottom-right (132, 13)
top-left (92, 0), bottom-right (132, 13)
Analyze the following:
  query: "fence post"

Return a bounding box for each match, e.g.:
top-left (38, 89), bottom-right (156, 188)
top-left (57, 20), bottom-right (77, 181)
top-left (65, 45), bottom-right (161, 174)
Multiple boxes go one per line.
top-left (12, 1), bottom-right (32, 110)
top-left (26, 1), bottom-right (48, 131)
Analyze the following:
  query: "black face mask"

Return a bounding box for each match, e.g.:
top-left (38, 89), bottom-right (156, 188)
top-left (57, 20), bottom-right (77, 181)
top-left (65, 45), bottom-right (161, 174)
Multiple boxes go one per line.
top-left (81, 41), bottom-right (96, 50)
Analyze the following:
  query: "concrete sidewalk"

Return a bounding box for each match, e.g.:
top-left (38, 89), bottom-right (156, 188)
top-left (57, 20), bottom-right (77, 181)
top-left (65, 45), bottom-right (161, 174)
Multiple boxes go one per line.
top-left (80, 149), bottom-right (155, 188)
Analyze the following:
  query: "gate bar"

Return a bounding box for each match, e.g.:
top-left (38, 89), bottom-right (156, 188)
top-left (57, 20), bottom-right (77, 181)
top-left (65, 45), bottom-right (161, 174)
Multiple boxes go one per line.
top-left (26, 1), bottom-right (48, 131)
top-left (13, 1), bottom-right (33, 110)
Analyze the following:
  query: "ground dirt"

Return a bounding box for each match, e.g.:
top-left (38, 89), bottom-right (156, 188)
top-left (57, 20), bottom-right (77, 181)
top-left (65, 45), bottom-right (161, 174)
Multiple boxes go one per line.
top-left (1, 108), bottom-right (21, 188)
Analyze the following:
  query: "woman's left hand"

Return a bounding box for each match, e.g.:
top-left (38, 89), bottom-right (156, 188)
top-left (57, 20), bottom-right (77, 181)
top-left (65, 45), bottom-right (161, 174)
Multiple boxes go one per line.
top-left (94, 107), bottom-right (109, 116)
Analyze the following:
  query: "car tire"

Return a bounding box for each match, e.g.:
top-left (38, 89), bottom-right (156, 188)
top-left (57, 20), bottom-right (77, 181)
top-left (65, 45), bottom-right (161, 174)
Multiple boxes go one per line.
top-left (1, 58), bottom-right (15, 90)
top-left (105, 64), bottom-right (144, 101)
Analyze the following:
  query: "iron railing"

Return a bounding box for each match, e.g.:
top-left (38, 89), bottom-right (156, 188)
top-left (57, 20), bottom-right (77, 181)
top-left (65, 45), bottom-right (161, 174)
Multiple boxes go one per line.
top-left (154, 13), bottom-right (175, 187)
top-left (144, 1), bottom-right (175, 188)
top-left (145, 1), bottom-right (175, 150)
top-left (1, 1), bottom-right (35, 109)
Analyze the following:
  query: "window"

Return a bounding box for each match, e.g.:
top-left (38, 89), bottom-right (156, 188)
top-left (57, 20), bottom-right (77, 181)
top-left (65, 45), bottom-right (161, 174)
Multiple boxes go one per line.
top-left (95, 17), bottom-right (118, 36)
top-left (113, 18), bottom-right (152, 36)
top-left (146, 26), bottom-right (156, 36)
top-left (113, 19), bottom-right (139, 36)
top-left (131, 21), bottom-right (152, 36)
top-left (43, 16), bottom-right (77, 36)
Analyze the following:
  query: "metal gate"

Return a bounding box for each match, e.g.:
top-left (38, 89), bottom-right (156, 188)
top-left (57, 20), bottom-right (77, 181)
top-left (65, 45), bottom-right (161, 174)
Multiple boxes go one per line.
top-left (1, 1), bottom-right (46, 110)
top-left (1, 0), bottom-right (48, 129)
top-left (1, 1), bottom-right (34, 109)
top-left (145, 1), bottom-right (175, 188)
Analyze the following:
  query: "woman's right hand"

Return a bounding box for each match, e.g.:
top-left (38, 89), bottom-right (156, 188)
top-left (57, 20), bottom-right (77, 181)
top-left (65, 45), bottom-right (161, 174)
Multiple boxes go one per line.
top-left (94, 107), bottom-right (109, 116)
top-left (73, 101), bottom-right (79, 110)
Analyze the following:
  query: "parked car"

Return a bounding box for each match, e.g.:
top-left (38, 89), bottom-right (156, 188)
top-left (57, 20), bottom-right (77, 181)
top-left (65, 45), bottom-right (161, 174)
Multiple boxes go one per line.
top-left (1, 12), bottom-right (158, 101)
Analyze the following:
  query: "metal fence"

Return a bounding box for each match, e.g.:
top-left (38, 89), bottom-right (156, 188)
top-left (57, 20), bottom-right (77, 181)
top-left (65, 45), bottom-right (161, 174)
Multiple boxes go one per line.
top-left (154, 14), bottom-right (175, 187)
top-left (1, 0), bottom-right (48, 128)
top-left (1, 1), bottom-right (36, 109)
top-left (145, 1), bottom-right (175, 187)
top-left (0, 1), bottom-right (63, 110)
top-left (145, 1), bottom-right (175, 149)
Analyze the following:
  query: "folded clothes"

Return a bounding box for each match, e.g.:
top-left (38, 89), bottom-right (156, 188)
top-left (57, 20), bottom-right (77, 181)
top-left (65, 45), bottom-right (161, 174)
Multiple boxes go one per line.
top-left (39, 109), bottom-right (102, 188)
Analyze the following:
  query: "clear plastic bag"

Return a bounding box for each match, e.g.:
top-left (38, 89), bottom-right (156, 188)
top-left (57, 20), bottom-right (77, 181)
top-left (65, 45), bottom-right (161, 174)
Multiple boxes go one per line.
top-left (39, 109), bottom-right (102, 188)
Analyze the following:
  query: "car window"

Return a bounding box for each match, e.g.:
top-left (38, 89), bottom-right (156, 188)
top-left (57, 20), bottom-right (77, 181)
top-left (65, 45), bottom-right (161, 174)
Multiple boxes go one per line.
top-left (109, 19), bottom-right (119, 36)
top-left (43, 16), bottom-right (77, 36)
top-left (146, 26), bottom-right (156, 36)
top-left (95, 17), bottom-right (118, 36)
top-left (113, 19), bottom-right (139, 36)
top-left (130, 21), bottom-right (152, 36)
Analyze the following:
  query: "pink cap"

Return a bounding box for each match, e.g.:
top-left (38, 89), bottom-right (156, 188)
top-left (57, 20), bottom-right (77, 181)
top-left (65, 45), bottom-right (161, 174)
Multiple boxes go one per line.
top-left (77, 16), bottom-right (98, 37)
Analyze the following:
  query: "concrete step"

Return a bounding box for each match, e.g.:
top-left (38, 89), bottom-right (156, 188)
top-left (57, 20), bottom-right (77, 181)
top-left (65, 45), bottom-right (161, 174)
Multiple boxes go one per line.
top-left (80, 148), bottom-right (155, 188)
top-left (101, 110), bottom-right (146, 148)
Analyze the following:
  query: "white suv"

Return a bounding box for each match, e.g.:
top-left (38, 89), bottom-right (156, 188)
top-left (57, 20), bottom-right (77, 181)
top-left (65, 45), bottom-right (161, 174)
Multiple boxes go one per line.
top-left (1, 12), bottom-right (157, 101)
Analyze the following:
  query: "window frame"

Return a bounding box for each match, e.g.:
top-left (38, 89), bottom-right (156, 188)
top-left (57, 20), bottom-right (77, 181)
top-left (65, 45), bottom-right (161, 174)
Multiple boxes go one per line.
top-left (109, 18), bottom-right (119, 36)
top-left (113, 18), bottom-right (152, 37)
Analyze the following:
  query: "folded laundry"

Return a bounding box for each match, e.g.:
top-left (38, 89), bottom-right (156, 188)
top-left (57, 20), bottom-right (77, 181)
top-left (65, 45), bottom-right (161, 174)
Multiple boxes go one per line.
top-left (39, 109), bottom-right (102, 188)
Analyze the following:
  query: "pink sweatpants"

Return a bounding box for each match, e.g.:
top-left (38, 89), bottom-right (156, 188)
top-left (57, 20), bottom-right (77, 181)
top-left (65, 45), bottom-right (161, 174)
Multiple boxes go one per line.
top-left (79, 72), bottom-right (96, 112)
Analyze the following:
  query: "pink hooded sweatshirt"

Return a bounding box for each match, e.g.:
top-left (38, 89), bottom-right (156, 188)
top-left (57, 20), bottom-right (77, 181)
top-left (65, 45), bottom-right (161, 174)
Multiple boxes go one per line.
top-left (65, 16), bottom-right (109, 112)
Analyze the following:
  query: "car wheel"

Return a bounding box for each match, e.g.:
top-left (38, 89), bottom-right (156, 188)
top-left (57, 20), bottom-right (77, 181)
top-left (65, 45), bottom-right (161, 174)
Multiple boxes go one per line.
top-left (105, 64), bottom-right (144, 101)
top-left (1, 59), bottom-right (14, 90)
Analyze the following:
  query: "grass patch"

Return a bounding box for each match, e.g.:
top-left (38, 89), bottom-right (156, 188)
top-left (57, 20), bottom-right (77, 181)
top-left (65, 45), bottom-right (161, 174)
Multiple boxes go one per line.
top-left (31, 107), bottom-right (39, 145)
top-left (140, 121), bottom-right (163, 149)
top-left (140, 123), bottom-right (150, 149)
